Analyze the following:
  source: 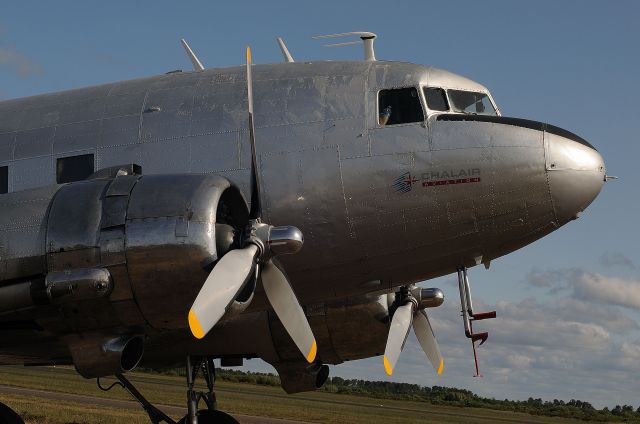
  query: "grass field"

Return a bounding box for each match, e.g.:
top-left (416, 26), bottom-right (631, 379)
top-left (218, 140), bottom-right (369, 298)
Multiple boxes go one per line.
top-left (0, 366), bottom-right (591, 424)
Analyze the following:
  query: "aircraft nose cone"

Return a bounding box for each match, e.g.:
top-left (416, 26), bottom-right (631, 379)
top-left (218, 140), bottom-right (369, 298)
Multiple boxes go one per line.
top-left (545, 133), bottom-right (605, 224)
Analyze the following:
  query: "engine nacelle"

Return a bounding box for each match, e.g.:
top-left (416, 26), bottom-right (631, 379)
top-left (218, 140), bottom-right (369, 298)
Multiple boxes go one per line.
top-left (0, 172), bottom-right (249, 376)
top-left (269, 294), bottom-right (390, 365)
top-left (138, 293), bottom-right (391, 393)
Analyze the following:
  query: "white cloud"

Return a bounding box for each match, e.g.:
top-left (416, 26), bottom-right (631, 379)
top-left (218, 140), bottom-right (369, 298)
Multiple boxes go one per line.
top-left (527, 269), bottom-right (640, 310)
top-left (242, 268), bottom-right (640, 409)
top-left (0, 46), bottom-right (43, 77)
top-left (550, 298), bottom-right (638, 333)
top-left (573, 273), bottom-right (640, 309)
top-left (326, 270), bottom-right (640, 409)
top-left (506, 353), bottom-right (535, 368)
top-left (613, 341), bottom-right (640, 371)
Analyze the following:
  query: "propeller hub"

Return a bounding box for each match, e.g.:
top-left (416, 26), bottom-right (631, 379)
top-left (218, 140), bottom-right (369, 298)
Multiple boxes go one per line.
top-left (268, 226), bottom-right (304, 255)
top-left (250, 222), bottom-right (304, 260)
top-left (414, 288), bottom-right (445, 309)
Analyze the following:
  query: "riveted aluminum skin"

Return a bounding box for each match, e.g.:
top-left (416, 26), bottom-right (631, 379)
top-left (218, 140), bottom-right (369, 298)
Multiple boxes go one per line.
top-left (545, 132), bottom-right (605, 223)
top-left (0, 185), bottom-right (59, 282)
top-left (47, 180), bottom-right (110, 272)
top-left (0, 59), bottom-right (606, 373)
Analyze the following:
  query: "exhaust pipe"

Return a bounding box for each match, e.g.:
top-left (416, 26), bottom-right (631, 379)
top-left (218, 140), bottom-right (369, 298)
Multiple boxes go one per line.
top-left (65, 333), bottom-right (144, 378)
top-left (272, 361), bottom-right (330, 394)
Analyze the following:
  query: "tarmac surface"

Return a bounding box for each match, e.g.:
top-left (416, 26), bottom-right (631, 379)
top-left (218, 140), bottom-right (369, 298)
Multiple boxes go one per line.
top-left (0, 384), bottom-right (312, 424)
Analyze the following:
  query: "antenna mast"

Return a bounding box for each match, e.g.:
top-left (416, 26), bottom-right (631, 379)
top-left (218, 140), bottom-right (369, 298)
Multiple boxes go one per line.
top-left (180, 39), bottom-right (205, 71)
top-left (313, 31), bottom-right (377, 61)
top-left (277, 37), bottom-right (295, 62)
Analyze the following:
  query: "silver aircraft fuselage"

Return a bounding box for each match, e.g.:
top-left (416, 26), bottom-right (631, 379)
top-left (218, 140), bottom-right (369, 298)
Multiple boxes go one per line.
top-left (0, 60), bottom-right (604, 370)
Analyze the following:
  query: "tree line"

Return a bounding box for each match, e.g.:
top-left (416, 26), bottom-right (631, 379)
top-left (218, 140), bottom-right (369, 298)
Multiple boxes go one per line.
top-left (147, 367), bottom-right (639, 422)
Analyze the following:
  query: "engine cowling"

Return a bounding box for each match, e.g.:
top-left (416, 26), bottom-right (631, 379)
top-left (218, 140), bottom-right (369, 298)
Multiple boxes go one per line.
top-left (121, 174), bottom-right (248, 328)
top-left (0, 172), bottom-right (249, 376)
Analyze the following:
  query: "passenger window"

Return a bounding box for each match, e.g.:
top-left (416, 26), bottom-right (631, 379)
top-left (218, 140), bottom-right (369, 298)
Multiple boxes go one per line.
top-left (378, 87), bottom-right (424, 126)
top-left (0, 166), bottom-right (7, 194)
top-left (424, 87), bottom-right (449, 112)
top-left (56, 154), bottom-right (94, 184)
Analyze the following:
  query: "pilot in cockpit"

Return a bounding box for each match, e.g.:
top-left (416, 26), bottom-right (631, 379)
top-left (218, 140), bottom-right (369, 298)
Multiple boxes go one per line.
top-left (379, 105), bottom-right (392, 126)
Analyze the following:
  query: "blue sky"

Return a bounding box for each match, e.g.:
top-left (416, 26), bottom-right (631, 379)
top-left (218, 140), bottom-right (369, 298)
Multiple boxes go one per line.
top-left (1, 0), bottom-right (639, 409)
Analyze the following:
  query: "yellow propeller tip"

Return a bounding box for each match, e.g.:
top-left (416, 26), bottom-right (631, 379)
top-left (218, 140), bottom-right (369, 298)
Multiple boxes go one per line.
top-left (437, 359), bottom-right (444, 376)
top-left (188, 310), bottom-right (205, 339)
top-left (383, 355), bottom-right (393, 376)
top-left (246, 46), bottom-right (251, 63)
top-left (306, 340), bottom-right (317, 363)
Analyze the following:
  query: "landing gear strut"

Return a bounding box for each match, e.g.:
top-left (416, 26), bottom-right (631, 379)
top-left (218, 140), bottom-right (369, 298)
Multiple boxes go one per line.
top-left (100, 355), bottom-right (238, 424)
top-left (457, 267), bottom-right (496, 377)
top-left (180, 356), bottom-right (237, 424)
top-left (112, 373), bottom-right (175, 424)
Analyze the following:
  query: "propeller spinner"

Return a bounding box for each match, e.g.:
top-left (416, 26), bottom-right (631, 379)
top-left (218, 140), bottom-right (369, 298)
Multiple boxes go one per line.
top-left (383, 286), bottom-right (444, 376)
top-left (188, 47), bottom-right (317, 364)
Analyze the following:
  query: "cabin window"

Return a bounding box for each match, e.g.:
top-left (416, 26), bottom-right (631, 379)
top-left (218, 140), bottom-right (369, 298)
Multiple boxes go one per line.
top-left (56, 154), bottom-right (94, 184)
top-left (424, 87), bottom-right (449, 112)
top-left (378, 87), bottom-right (424, 126)
top-left (448, 90), bottom-right (497, 116)
top-left (0, 166), bottom-right (7, 194)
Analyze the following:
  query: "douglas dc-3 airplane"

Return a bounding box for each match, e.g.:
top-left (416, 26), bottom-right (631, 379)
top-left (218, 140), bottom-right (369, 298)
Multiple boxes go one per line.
top-left (0, 33), bottom-right (607, 423)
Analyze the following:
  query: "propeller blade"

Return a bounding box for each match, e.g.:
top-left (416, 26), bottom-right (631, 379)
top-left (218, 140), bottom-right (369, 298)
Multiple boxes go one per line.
top-left (246, 46), bottom-right (262, 220)
top-left (188, 244), bottom-right (259, 339)
top-left (261, 260), bottom-right (317, 363)
top-left (413, 309), bottom-right (444, 375)
top-left (383, 302), bottom-right (413, 376)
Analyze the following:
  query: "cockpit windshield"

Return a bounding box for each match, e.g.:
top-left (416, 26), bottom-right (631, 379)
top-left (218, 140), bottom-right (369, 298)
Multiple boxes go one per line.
top-left (448, 90), bottom-right (497, 116)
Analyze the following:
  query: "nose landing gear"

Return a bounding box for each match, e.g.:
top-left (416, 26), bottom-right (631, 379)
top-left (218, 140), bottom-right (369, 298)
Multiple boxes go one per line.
top-left (457, 267), bottom-right (496, 377)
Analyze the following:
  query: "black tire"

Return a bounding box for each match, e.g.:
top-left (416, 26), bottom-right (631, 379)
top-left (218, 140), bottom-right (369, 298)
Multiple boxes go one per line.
top-left (177, 409), bottom-right (239, 424)
top-left (0, 402), bottom-right (24, 424)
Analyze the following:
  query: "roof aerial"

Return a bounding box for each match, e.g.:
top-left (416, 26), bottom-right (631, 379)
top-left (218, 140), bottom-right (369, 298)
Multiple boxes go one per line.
top-left (313, 31), bottom-right (377, 61)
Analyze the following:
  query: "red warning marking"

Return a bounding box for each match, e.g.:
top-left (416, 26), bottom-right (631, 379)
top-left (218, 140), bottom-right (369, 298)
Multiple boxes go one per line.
top-left (422, 177), bottom-right (481, 187)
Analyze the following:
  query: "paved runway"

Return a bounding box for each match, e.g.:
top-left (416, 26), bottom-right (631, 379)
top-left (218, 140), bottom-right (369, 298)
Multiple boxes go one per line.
top-left (0, 384), bottom-right (312, 424)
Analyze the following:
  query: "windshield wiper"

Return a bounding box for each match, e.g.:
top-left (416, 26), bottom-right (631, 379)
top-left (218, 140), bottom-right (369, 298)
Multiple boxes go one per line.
top-left (453, 108), bottom-right (477, 115)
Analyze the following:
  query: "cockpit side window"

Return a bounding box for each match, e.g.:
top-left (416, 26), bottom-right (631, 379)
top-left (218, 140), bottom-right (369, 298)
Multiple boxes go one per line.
top-left (378, 87), bottom-right (424, 126)
top-left (424, 87), bottom-right (449, 112)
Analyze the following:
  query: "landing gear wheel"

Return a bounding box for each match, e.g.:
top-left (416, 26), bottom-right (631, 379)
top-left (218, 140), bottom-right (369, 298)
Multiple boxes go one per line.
top-left (177, 410), bottom-right (239, 424)
top-left (0, 402), bottom-right (24, 424)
